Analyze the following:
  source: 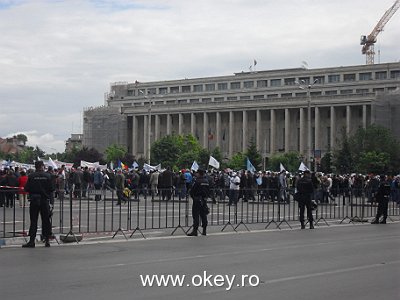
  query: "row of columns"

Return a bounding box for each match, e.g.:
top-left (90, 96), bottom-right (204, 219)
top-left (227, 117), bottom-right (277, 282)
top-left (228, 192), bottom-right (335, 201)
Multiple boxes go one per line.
top-left (131, 105), bottom-right (368, 159)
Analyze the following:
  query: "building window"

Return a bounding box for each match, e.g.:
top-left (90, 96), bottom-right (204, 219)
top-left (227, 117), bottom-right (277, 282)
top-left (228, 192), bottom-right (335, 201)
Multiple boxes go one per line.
top-left (214, 97), bottom-right (224, 102)
top-left (356, 88), bottom-right (369, 94)
top-left (284, 78), bottom-right (296, 86)
top-left (230, 82), bottom-right (241, 89)
top-left (267, 94), bottom-right (279, 98)
top-left (375, 71), bottom-right (387, 80)
top-left (159, 87), bottom-right (168, 94)
top-left (310, 91), bottom-right (322, 96)
top-left (240, 96), bottom-right (251, 100)
top-left (281, 93), bottom-right (292, 98)
top-left (257, 80), bottom-right (267, 87)
top-left (182, 85), bottom-right (191, 93)
top-left (148, 88), bottom-right (156, 95)
top-left (359, 72), bottom-right (372, 80)
top-left (327, 127), bottom-right (331, 150)
top-left (190, 98), bottom-right (200, 103)
top-left (253, 95), bottom-right (264, 99)
top-left (298, 77), bottom-right (310, 85)
top-left (313, 76), bottom-right (325, 84)
top-left (244, 81), bottom-right (254, 88)
top-left (193, 84), bottom-right (203, 92)
top-left (373, 88), bottom-right (384, 93)
top-left (295, 92), bottom-right (307, 97)
top-left (344, 74), bottom-right (356, 82)
top-left (227, 96), bottom-right (238, 101)
top-left (218, 83), bottom-right (228, 90)
top-left (270, 79), bottom-right (281, 87)
top-left (388, 86), bottom-right (398, 91)
top-left (325, 90), bottom-right (337, 95)
top-left (328, 74), bottom-right (340, 83)
top-left (202, 98), bottom-right (211, 103)
top-left (178, 99), bottom-right (188, 104)
top-left (340, 89), bottom-right (353, 95)
top-left (390, 70), bottom-right (400, 79)
top-left (127, 90), bottom-right (134, 96)
top-left (170, 86), bottom-right (179, 93)
top-left (205, 83), bottom-right (215, 91)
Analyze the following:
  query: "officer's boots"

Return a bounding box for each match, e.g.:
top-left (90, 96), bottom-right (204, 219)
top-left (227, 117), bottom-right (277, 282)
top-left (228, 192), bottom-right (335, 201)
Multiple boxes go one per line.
top-left (380, 218), bottom-right (387, 224)
top-left (310, 222), bottom-right (314, 229)
top-left (187, 230), bottom-right (198, 236)
top-left (22, 239), bottom-right (35, 248)
top-left (371, 217), bottom-right (380, 224)
top-left (300, 222), bottom-right (305, 229)
top-left (202, 227), bottom-right (207, 236)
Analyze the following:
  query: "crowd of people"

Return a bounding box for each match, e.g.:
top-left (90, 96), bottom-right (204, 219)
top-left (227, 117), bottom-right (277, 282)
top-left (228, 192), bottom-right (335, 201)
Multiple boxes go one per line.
top-left (1, 165), bottom-right (400, 208)
top-left (0, 163), bottom-right (398, 244)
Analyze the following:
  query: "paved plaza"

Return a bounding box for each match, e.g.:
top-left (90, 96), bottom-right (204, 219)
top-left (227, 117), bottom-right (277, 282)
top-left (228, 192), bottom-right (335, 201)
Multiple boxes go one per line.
top-left (1, 221), bottom-right (399, 300)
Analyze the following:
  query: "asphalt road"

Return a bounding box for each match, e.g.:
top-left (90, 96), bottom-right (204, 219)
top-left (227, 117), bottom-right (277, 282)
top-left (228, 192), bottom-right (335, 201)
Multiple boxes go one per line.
top-left (1, 223), bottom-right (399, 300)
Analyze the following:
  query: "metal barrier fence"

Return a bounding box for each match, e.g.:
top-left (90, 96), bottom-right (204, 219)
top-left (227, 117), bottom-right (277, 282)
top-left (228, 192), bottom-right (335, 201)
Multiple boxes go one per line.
top-left (1, 187), bottom-right (399, 240)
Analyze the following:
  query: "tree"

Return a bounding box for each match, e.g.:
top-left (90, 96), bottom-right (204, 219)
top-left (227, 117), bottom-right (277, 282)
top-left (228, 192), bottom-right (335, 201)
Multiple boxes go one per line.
top-left (320, 152), bottom-right (333, 174)
top-left (104, 144), bottom-right (127, 164)
top-left (151, 134), bottom-right (203, 170)
top-left (16, 134), bottom-right (28, 145)
top-left (245, 138), bottom-right (262, 171)
top-left (72, 147), bottom-right (104, 167)
top-left (227, 152), bottom-right (246, 170)
top-left (267, 152), bottom-right (301, 172)
top-left (334, 125), bottom-right (400, 174)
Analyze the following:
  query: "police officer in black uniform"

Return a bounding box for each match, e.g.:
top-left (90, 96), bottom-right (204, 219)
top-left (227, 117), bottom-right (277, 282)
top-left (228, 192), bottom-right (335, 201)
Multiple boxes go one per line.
top-left (22, 161), bottom-right (55, 248)
top-left (187, 169), bottom-right (210, 236)
top-left (371, 174), bottom-right (391, 224)
top-left (296, 170), bottom-right (315, 229)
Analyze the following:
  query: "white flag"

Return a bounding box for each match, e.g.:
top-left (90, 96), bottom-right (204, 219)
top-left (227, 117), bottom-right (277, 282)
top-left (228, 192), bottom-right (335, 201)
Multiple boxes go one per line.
top-left (280, 163), bottom-right (286, 172)
top-left (298, 162), bottom-right (309, 172)
top-left (208, 156), bottom-right (220, 169)
top-left (191, 161), bottom-right (199, 172)
top-left (48, 157), bottom-right (58, 169)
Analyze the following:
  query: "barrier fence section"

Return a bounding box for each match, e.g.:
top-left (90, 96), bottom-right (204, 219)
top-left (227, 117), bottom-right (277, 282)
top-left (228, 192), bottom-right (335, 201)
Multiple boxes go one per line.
top-left (1, 186), bottom-right (399, 239)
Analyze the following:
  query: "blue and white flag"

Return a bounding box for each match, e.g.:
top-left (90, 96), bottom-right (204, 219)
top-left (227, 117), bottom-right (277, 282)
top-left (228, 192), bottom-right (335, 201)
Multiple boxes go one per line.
top-left (191, 160), bottom-right (199, 172)
top-left (132, 161), bottom-right (139, 169)
top-left (246, 158), bottom-right (256, 174)
top-left (280, 163), bottom-right (286, 172)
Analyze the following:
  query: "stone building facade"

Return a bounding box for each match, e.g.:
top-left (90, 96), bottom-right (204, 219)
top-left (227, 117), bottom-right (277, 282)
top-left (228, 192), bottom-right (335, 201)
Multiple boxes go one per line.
top-left (83, 62), bottom-right (400, 167)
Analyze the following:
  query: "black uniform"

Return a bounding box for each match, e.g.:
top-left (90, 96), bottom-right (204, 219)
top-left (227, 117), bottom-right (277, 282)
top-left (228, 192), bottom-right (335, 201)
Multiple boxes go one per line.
top-left (296, 173), bottom-right (315, 229)
top-left (372, 177), bottom-right (391, 224)
top-left (24, 168), bottom-right (54, 245)
top-left (188, 174), bottom-right (210, 236)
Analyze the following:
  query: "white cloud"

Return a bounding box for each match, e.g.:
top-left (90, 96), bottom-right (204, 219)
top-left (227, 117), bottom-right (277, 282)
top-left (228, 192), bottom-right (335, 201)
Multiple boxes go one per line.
top-left (1, 0), bottom-right (399, 153)
top-left (6, 130), bottom-right (66, 153)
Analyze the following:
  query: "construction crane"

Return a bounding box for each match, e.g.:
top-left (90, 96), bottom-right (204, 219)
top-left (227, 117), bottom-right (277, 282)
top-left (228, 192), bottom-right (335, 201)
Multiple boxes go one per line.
top-left (360, 0), bottom-right (400, 65)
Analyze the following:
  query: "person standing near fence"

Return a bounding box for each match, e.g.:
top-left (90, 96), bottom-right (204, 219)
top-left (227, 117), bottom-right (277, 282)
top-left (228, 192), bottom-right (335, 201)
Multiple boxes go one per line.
top-left (187, 169), bottom-right (210, 236)
top-left (296, 170), bottom-right (315, 229)
top-left (22, 160), bottom-right (54, 248)
top-left (371, 175), bottom-right (391, 224)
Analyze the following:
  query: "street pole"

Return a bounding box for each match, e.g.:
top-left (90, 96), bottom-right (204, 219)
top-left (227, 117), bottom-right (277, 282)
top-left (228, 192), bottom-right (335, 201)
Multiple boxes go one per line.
top-left (297, 79), bottom-right (318, 171)
top-left (307, 87), bottom-right (312, 171)
top-left (147, 97), bottom-right (152, 165)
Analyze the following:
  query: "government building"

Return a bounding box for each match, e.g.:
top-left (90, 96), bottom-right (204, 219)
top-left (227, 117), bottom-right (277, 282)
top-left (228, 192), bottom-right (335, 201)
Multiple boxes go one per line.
top-left (83, 62), bottom-right (400, 167)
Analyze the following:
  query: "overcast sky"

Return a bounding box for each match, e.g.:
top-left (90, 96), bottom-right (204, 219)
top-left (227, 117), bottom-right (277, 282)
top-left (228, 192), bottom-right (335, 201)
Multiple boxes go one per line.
top-left (0, 0), bottom-right (399, 153)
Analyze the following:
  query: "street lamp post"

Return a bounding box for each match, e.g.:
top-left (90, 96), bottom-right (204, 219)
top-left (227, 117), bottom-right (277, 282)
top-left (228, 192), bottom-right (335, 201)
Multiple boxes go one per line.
top-left (139, 90), bottom-right (152, 165)
top-left (297, 79), bottom-right (318, 170)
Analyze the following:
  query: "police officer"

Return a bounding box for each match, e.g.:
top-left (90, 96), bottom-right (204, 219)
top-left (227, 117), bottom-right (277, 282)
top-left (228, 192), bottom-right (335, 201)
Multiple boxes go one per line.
top-left (371, 174), bottom-right (391, 224)
top-left (296, 170), bottom-right (315, 229)
top-left (22, 161), bottom-right (54, 248)
top-left (187, 169), bottom-right (210, 236)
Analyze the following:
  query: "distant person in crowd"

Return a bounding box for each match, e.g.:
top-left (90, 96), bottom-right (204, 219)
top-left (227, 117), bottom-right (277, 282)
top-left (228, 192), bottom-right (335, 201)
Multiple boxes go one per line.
top-left (115, 169), bottom-right (126, 205)
top-left (187, 169), bottom-right (210, 236)
top-left (93, 167), bottom-right (104, 201)
top-left (18, 170), bottom-right (28, 207)
top-left (22, 161), bottom-right (54, 248)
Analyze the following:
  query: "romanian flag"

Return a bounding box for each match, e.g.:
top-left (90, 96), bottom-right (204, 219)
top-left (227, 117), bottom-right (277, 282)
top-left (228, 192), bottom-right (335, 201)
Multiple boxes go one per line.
top-left (118, 160), bottom-right (128, 170)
